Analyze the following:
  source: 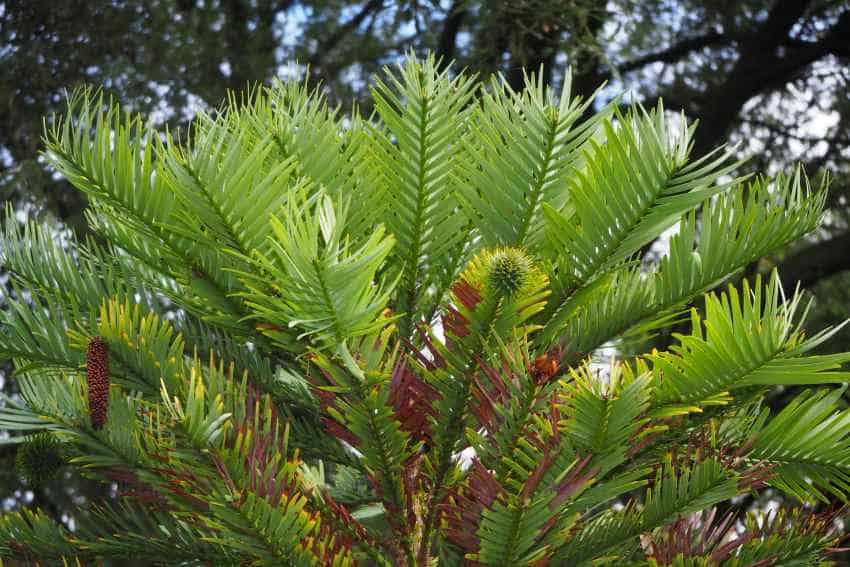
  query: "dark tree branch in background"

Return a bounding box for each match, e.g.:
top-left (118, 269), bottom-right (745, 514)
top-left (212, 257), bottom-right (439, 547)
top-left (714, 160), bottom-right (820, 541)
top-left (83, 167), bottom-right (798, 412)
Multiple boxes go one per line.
top-left (743, 117), bottom-right (850, 146)
top-left (602, 0), bottom-right (849, 161)
top-left (309, 0), bottom-right (384, 67)
top-left (616, 31), bottom-right (732, 74)
top-left (761, 0), bottom-right (816, 43)
top-left (435, 0), bottom-right (466, 68)
top-left (779, 230), bottom-right (850, 291)
top-left (563, 11), bottom-right (608, 119)
top-left (224, 0), bottom-right (252, 89)
top-left (505, 33), bottom-right (557, 91)
top-left (611, 1), bottom-right (850, 292)
top-left (686, 0), bottom-right (817, 156)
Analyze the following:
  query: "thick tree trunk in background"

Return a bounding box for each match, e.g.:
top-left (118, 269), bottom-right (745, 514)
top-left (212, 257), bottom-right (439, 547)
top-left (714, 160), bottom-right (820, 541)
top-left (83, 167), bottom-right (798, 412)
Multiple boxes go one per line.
top-left (435, 1), bottom-right (466, 68)
top-left (223, 0), bottom-right (280, 93)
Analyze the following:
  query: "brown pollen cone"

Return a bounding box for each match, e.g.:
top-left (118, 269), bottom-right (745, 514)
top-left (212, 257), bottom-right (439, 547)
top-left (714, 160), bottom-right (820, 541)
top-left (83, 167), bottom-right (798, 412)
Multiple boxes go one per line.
top-left (86, 336), bottom-right (110, 429)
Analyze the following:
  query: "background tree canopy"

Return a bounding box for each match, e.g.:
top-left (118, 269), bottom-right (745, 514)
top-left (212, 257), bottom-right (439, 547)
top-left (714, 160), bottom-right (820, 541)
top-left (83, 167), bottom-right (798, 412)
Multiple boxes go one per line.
top-left (1, 0), bottom-right (849, 539)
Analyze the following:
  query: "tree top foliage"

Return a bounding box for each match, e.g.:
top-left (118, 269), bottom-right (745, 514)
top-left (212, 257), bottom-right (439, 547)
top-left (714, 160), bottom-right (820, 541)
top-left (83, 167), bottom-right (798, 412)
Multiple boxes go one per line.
top-left (0, 52), bottom-right (849, 566)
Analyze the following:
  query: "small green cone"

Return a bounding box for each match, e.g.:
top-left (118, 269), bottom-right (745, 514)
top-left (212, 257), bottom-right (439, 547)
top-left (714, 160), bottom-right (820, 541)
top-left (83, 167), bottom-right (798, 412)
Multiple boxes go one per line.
top-left (487, 248), bottom-right (531, 296)
top-left (15, 432), bottom-right (65, 487)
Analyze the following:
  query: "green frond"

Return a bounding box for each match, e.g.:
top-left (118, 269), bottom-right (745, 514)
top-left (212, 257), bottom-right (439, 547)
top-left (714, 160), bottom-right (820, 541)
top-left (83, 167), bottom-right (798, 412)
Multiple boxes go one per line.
top-left (236, 193), bottom-right (396, 348)
top-left (538, 103), bottom-right (741, 345)
top-left (370, 53), bottom-right (478, 334)
top-left (564, 363), bottom-right (653, 473)
top-left (73, 498), bottom-right (232, 563)
top-left (158, 359), bottom-right (351, 563)
top-left (539, 168), bottom-right (826, 354)
top-left (0, 366), bottom-right (146, 470)
top-left (642, 458), bottom-right (739, 528)
top-left (474, 496), bottom-right (557, 565)
top-left (0, 221), bottom-right (186, 394)
top-left (162, 112), bottom-right (300, 264)
top-left (461, 68), bottom-right (605, 249)
top-left (537, 265), bottom-right (669, 352)
top-left (0, 209), bottom-right (141, 311)
top-left (554, 458), bottom-right (740, 565)
top-left (43, 91), bottom-right (275, 343)
top-left (240, 78), bottom-right (362, 201)
top-left (0, 371), bottom-right (77, 437)
top-left (44, 90), bottom-right (176, 231)
top-left (654, 168), bottom-right (825, 308)
top-left (545, 103), bottom-right (740, 283)
top-left (178, 317), bottom-right (275, 387)
top-left (43, 90), bottom-right (188, 280)
top-left (651, 272), bottom-right (850, 409)
top-left (189, 372), bottom-right (356, 565)
top-left (82, 198), bottom-right (182, 280)
top-left (4, 332), bottom-right (355, 566)
top-left (0, 286), bottom-right (84, 372)
top-left (205, 491), bottom-right (334, 565)
top-left (237, 78), bottom-right (387, 242)
top-left (552, 506), bottom-right (643, 565)
top-left (105, 297), bottom-right (345, 461)
top-left (746, 387), bottom-right (850, 502)
top-left (0, 508), bottom-right (79, 561)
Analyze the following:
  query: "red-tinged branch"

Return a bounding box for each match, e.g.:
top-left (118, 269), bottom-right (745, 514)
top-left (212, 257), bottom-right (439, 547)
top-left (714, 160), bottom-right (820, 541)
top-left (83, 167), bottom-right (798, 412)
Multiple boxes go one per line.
top-left (309, 490), bottom-right (381, 566)
top-left (310, 365), bottom-right (361, 447)
top-left (308, 348), bottom-right (418, 564)
top-left (673, 431), bottom-right (775, 492)
top-left (104, 468), bottom-right (169, 510)
top-left (317, 489), bottom-right (391, 566)
top-left (417, 277), bottom-right (514, 563)
top-left (549, 455), bottom-right (598, 512)
top-left (442, 451), bottom-right (598, 564)
top-left (471, 348), bottom-right (566, 485)
top-left (645, 505), bottom-right (847, 566)
top-left (643, 508), bottom-right (742, 565)
top-left (442, 459), bottom-right (505, 555)
top-left (389, 358), bottom-right (440, 447)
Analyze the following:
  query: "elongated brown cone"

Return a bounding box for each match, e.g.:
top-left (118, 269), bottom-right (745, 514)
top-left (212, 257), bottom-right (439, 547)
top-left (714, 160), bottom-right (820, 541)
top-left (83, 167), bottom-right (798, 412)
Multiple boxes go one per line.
top-left (86, 336), bottom-right (110, 429)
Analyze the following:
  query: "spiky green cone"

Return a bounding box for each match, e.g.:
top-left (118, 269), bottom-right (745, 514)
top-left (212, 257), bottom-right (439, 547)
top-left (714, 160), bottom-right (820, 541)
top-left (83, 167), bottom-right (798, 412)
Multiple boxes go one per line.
top-left (15, 432), bottom-right (65, 487)
top-left (487, 248), bottom-right (531, 296)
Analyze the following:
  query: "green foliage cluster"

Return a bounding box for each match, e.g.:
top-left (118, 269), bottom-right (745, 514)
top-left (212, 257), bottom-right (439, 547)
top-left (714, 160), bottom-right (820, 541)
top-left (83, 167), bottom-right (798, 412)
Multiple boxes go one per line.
top-left (14, 432), bottom-right (65, 488)
top-left (1, 55), bottom-right (849, 565)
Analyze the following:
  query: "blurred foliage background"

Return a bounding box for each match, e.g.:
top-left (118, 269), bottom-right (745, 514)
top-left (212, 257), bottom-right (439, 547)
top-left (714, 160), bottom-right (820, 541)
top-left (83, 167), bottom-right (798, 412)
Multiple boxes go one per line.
top-left (1, 0), bottom-right (849, 537)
